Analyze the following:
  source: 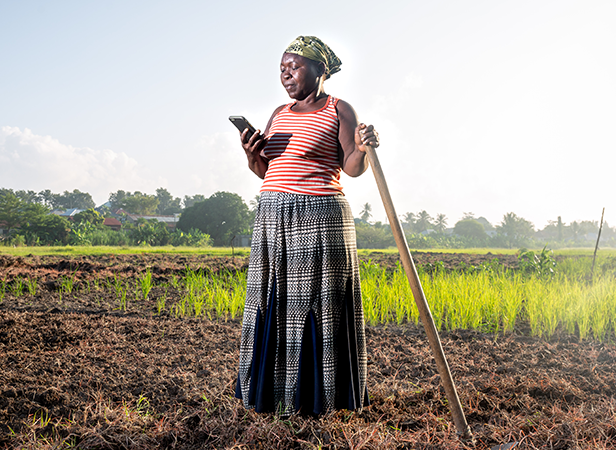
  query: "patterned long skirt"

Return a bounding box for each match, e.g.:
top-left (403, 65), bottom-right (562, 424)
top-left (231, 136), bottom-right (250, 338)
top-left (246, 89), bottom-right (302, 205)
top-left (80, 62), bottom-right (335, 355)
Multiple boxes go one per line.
top-left (235, 191), bottom-right (368, 416)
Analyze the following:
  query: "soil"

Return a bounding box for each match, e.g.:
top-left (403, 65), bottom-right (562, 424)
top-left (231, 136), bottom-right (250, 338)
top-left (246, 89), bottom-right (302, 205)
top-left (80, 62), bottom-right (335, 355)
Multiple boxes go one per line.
top-left (1, 252), bottom-right (615, 449)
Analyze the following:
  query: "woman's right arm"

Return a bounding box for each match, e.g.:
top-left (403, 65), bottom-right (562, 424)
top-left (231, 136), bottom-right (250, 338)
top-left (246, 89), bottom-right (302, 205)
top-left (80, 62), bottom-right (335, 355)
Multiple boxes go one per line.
top-left (241, 106), bottom-right (284, 179)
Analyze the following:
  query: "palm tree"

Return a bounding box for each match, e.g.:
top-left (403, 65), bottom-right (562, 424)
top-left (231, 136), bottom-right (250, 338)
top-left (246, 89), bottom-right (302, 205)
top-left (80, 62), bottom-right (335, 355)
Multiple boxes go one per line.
top-left (570, 221), bottom-right (580, 242)
top-left (402, 212), bottom-right (416, 231)
top-left (359, 203), bottom-right (372, 222)
top-left (434, 213), bottom-right (448, 233)
top-left (415, 210), bottom-right (433, 233)
top-left (249, 195), bottom-right (261, 214)
top-left (497, 212), bottom-right (534, 248)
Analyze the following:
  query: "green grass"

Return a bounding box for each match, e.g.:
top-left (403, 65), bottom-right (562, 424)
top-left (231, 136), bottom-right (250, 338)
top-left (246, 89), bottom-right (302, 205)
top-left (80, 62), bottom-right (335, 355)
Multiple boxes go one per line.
top-left (359, 256), bottom-right (616, 341)
top-left (3, 245), bottom-right (614, 258)
top-left (358, 248), bottom-right (616, 257)
top-left (357, 248), bottom-right (523, 256)
top-left (174, 268), bottom-right (246, 320)
top-left (4, 245), bottom-right (616, 341)
top-left (149, 253), bottom-right (616, 341)
top-left (0, 245), bottom-right (250, 257)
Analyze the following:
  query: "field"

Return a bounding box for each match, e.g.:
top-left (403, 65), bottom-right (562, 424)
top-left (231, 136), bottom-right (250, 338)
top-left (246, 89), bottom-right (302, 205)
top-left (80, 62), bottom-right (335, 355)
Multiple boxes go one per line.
top-left (1, 250), bottom-right (616, 449)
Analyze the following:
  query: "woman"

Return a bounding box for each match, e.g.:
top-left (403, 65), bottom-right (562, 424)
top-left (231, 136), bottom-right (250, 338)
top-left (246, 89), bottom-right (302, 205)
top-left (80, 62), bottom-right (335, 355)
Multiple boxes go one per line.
top-left (235, 36), bottom-right (379, 416)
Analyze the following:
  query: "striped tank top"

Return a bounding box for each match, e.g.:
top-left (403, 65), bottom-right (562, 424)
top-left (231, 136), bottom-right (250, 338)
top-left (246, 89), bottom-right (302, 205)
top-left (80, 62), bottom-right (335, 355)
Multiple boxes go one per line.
top-left (260, 96), bottom-right (343, 196)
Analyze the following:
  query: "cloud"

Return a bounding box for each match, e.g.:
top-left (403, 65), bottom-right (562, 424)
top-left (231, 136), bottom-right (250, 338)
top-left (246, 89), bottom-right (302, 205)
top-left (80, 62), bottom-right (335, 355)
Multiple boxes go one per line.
top-left (182, 132), bottom-right (263, 202)
top-left (0, 126), bottom-right (155, 204)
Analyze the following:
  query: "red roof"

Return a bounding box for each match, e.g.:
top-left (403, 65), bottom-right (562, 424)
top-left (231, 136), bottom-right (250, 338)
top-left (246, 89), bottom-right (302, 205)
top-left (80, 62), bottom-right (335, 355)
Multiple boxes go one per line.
top-left (103, 218), bottom-right (122, 226)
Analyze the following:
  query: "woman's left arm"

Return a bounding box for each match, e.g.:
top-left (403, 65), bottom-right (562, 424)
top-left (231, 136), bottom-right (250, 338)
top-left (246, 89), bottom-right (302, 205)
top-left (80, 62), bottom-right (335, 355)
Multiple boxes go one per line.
top-left (337, 100), bottom-right (379, 177)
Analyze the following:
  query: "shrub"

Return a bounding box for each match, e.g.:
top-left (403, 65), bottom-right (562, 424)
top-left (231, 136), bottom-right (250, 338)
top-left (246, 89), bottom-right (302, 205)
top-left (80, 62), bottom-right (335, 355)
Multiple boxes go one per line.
top-left (355, 222), bottom-right (395, 249)
top-left (171, 228), bottom-right (212, 247)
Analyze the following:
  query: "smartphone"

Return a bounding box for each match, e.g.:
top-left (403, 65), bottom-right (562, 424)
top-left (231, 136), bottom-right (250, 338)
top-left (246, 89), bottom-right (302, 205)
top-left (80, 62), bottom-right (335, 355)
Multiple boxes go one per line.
top-left (229, 116), bottom-right (257, 140)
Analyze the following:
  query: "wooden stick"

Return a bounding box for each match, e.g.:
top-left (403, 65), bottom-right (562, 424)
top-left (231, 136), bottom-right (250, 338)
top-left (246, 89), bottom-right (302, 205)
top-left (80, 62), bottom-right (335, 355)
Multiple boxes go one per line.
top-left (591, 207), bottom-right (605, 281)
top-left (364, 145), bottom-right (472, 439)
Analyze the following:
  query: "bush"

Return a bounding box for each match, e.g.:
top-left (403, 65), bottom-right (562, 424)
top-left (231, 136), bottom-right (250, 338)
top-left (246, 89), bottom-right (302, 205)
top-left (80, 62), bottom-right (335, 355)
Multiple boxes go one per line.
top-left (453, 219), bottom-right (488, 241)
top-left (517, 246), bottom-right (556, 277)
top-left (88, 229), bottom-right (132, 246)
top-left (22, 214), bottom-right (70, 245)
top-left (5, 234), bottom-right (26, 247)
top-left (178, 192), bottom-right (251, 246)
top-left (355, 222), bottom-right (395, 249)
top-left (125, 219), bottom-right (171, 246)
top-left (171, 228), bottom-right (211, 247)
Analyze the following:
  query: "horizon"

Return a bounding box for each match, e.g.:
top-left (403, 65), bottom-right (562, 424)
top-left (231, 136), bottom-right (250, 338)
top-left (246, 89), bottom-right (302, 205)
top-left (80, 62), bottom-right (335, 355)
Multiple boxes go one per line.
top-left (2, 185), bottom-right (610, 232)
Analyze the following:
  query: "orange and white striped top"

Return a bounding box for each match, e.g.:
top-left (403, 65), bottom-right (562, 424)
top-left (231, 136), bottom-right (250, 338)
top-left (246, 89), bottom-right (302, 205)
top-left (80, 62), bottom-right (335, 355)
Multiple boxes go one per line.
top-left (260, 96), bottom-right (343, 196)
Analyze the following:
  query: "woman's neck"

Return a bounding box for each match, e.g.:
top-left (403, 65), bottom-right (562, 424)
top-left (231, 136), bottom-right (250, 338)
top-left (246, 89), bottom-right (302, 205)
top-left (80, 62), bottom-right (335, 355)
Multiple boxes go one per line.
top-left (291, 83), bottom-right (327, 113)
top-left (292, 93), bottom-right (328, 112)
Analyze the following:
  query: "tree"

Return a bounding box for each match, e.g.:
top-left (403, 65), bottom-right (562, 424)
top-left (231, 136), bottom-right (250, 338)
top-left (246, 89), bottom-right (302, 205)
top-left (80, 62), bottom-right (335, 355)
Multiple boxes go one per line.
top-left (37, 189), bottom-right (57, 208)
top-left (248, 195), bottom-right (261, 224)
top-left (249, 195), bottom-right (261, 213)
top-left (130, 218), bottom-right (170, 246)
top-left (55, 189), bottom-right (95, 210)
top-left (415, 210), bottom-right (433, 233)
top-left (402, 212), bottom-right (416, 231)
top-left (577, 220), bottom-right (598, 237)
top-left (177, 191), bottom-right (251, 246)
top-left (183, 194), bottom-right (206, 209)
top-left (155, 188), bottom-right (182, 215)
top-left (109, 190), bottom-right (129, 212)
top-left (122, 192), bottom-right (159, 215)
top-left (0, 189), bottom-right (24, 232)
top-left (22, 214), bottom-right (70, 245)
top-left (433, 213), bottom-right (448, 233)
top-left (359, 203), bottom-right (372, 222)
top-left (496, 212), bottom-right (535, 248)
top-left (14, 190), bottom-right (39, 204)
top-left (453, 219), bottom-right (487, 240)
top-left (355, 221), bottom-right (395, 249)
top-left (110, 191), bottom-right (159, 215)
top-left (73, 208), bottom-right (104, 226)
top-left (476, 217), bottom-right (494, 234)
top-left (0, 189), bottom-right (49, 232)
top-left (569, 221), bottom-right (581, 242)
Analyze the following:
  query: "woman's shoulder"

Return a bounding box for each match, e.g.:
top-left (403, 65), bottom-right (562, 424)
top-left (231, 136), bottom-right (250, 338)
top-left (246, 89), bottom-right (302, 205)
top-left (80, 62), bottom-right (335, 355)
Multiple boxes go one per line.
top-left (272, 104), bottom-right (288, 116)
top-left (271, 103), bottom-right (293, 119)
top-left (267, 104), bottom-right (289, 122)
top-left (334, 98), bottom-right (358, 119)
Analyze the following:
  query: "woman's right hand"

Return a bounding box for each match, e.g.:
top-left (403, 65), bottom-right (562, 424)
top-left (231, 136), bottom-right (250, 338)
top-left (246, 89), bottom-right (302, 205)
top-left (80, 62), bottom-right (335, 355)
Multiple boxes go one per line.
top-left (241, 128), bottom-right (266, 155)
top-left (241, 128), bottom-right (269, 179)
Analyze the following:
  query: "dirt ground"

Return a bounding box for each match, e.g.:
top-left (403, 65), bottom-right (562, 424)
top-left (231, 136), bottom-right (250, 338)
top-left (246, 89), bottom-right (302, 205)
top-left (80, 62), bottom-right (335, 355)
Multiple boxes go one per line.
top-left (1, 253), bottom-right (615, 449)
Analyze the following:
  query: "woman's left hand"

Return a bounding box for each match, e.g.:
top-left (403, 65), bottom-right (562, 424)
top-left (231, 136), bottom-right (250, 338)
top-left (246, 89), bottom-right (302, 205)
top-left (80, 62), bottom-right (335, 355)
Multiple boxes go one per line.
top-left (355, 123), bottom-right (379, 152)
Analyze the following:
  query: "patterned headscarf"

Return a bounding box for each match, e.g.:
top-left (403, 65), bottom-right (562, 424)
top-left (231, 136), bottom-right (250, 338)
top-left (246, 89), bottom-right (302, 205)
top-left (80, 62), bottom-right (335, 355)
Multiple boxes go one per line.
top-left (284, 36), bottom-right (342, 80)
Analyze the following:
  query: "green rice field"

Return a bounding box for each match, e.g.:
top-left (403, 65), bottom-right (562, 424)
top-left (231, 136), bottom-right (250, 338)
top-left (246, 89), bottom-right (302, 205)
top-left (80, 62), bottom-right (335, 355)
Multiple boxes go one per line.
top-left (3, 247), bottom-right (614, 342)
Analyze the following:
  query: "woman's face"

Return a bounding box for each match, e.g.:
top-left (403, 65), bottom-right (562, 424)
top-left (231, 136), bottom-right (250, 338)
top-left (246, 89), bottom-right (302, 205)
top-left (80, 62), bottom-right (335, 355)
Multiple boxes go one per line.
top-left (280, 52), bottom-right (324, 100)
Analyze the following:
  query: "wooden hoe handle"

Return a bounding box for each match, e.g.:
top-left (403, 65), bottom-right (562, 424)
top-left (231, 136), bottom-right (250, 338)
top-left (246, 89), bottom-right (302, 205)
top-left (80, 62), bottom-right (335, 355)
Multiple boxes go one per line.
top-left (364, 145), bottom-right (472, 439)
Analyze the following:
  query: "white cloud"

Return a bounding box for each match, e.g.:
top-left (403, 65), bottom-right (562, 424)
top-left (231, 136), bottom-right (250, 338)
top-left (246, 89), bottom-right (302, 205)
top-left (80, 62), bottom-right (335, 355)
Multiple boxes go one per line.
top-left (0, 126), bottom-right (155, 205)
top-left (184, 131), bottom-right (263, 203)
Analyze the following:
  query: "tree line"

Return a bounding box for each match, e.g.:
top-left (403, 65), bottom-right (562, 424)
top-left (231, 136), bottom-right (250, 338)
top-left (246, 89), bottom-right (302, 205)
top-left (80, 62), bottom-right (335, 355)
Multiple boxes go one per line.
top-left (1, 187), bottom-right (209, 216)
top-left (0, 188), bottom-right (249, 247)
top-left (1, 187), bottom-right (613, 249)
top-left (355, 203), bottom-right (616, 249)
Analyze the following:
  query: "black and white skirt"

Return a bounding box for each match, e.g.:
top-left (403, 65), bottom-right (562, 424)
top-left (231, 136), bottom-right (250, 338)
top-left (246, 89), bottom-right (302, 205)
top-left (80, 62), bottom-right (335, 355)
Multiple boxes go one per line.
top-left (235, 191), bottom-right (369, 416)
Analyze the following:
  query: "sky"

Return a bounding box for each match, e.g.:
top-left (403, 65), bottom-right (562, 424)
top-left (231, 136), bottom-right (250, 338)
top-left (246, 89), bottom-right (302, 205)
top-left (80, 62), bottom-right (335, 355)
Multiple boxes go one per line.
top-left (1, 0), bottom-right (614, 230)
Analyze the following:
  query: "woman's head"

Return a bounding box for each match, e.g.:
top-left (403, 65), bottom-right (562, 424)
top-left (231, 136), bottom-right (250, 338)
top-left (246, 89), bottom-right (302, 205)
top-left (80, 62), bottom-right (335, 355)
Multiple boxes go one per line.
top-left (284, 36), bottom-right (341, 80)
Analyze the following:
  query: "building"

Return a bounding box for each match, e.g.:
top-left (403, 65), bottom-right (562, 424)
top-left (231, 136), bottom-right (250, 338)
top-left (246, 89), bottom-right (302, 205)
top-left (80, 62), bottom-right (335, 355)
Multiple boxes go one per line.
top-left (103, 217), bottom-right (122, 231)
top-left (114, 209), bottom-right (180, 229)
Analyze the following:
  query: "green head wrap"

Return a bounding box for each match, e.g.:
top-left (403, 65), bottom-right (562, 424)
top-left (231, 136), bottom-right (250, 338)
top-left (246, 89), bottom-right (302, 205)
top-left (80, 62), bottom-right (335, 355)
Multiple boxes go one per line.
top-left (285, 36), bottom-right (342, 80)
